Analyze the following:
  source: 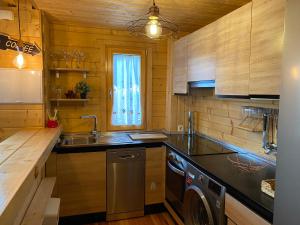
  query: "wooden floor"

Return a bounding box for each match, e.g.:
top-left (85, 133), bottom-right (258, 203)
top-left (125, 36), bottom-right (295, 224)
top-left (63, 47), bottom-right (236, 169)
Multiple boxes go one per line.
top-left (86, 213), bottom-right (176, 225)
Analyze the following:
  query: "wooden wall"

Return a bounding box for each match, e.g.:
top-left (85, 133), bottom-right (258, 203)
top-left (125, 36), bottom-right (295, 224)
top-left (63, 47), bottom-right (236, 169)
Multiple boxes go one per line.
top-left (0, 0), bottom-right (44, 141)
top-left (42, 12), bottom-right (51, 119)
top-left (48, 23), bottom-right (167, 132)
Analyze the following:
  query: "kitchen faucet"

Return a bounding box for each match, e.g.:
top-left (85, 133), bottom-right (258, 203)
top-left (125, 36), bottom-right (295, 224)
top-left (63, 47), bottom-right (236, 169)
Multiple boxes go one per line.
top-left (80, 115), bottom-right (98, 136)
top-left (188, 111), bottom-right (195, 136)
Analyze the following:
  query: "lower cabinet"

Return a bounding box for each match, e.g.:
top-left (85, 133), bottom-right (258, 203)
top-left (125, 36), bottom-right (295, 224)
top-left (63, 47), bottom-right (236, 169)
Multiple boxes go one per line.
top-left (225, 194), bottom-right (271, 225)
top-left (56, 152), bottom-right (106, 217)
top-left (45, 147), bottom-right (166, 217)
top-left (145, 146), bottom-right (166, 205)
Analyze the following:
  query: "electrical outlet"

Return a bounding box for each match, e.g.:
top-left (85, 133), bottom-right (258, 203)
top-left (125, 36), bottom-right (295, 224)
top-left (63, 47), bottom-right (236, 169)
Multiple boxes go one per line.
top-left (0, 10), bottom-right (14, 21)
top-left (178, 125), bottom-right (184, 132)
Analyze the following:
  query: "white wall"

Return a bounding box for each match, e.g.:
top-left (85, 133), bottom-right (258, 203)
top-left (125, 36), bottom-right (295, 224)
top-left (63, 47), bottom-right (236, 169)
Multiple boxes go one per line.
top-left (274, 0), bottom-right (300, 224)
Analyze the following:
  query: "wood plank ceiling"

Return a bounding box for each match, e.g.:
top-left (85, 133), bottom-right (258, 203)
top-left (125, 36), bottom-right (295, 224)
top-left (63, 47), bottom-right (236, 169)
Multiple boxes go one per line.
top-left (31, 0), bottom-right (251, 33)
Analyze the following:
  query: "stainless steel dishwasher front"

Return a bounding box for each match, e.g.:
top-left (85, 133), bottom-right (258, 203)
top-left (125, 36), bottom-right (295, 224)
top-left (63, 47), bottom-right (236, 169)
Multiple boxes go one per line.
top-left (106, 148), bottom-right (145, 221)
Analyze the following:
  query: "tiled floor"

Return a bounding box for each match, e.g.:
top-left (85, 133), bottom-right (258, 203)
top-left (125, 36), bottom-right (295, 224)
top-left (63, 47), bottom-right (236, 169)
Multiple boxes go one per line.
top-left (85, 213), bottom-right (176, 225)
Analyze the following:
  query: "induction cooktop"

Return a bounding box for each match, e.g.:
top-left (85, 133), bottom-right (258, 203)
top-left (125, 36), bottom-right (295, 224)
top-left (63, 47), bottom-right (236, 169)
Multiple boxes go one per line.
top-left (166, 134), bottom-right (236, 156)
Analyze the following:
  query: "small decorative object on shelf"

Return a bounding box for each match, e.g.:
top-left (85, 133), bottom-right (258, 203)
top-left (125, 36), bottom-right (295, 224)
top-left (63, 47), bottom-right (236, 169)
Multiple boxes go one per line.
top-left (55, 87), bottom-right (63, 99)
top-left (49, 49), bottom-right (87, 70)
top-left (72, 50), bottom-right (86, 68)
top-left (65, 90), bottom-right (77, 99)
top-left (63, 49), bottom-right (71, 68)
top-left (75, 81), bottom-right (91, 99)
top-left (49, 52), bottom-right (59, 68)
top-left (47, 109), bottom-right (59, 128)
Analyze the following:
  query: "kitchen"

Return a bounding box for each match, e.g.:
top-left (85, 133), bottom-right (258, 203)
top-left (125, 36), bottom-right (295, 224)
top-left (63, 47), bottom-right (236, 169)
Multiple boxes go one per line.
top-left (0, 0), bottom-right (298, 225)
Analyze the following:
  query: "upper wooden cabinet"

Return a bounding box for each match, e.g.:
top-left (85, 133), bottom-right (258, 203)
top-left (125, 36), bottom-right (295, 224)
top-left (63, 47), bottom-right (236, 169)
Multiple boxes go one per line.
top-left (249, 0), bottom-right (286, 95)
top-left (171, 0), bottom-right (285, 96)
top-left (172, 36), bottom-right (188, 94)
top-left (187, 21), bottom-right (217, 82)
top-left (215, 3), bottom-right (252, 96)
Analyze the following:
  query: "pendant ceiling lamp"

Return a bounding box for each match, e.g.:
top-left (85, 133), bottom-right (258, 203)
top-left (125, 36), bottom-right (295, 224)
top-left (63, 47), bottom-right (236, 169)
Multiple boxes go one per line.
top-left (128, 0), bottom-right (178, 39)
top-left (14, 0), bottom-right (25, 69)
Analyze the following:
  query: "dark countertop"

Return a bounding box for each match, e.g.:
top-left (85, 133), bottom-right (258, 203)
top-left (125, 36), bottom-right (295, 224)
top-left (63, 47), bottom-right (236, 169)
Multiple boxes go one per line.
top-left (54, 132), bottom-right (166, 153)
top-left (164, 134), bottom-right (276, 223)
top-left (55, 132), bottom-right (275, 223)
top-left (165, 134), bottom-right (236, 155)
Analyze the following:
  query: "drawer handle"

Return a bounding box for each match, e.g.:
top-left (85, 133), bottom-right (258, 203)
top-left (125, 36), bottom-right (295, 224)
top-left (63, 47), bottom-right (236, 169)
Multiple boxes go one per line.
top-left (119, 154), bottom-right (135, 160)
top-left (167, 161), bottom-right (185, 177)
top-left (34, 166), bottom-right (39, 178)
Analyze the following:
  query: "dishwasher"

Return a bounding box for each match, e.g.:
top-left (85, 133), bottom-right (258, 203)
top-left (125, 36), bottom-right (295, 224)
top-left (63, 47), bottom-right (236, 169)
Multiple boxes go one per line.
top-left (107, 148), bottom-right (145, 221)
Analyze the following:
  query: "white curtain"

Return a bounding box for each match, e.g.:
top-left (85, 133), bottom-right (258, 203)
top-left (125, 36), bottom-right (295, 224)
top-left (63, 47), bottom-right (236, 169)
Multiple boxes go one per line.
top-left (112, 54), bottom-right (142, 126)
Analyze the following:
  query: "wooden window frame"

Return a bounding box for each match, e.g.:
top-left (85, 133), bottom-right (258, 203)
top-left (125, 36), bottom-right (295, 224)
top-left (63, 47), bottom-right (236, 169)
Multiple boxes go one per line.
top-left (107, 47), bottom-right (150, 131)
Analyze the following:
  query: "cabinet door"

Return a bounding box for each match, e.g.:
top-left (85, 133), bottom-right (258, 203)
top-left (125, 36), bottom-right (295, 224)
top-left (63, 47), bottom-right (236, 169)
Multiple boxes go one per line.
top-left (57, 152), bottom-right (106, 216)
top-left (215, 3), bottom-right (252, 96)
top-left (145, 147), bottom-right (166, 205)
top-left (172, 37), bottom-right (188, 94)
top-left (188, 21), bottom-right (217, 82)
top-left (249, 0), bottom-right (285, 95)
top-left (227, 218), bottom-right (237, 225)
top-left (225, 194), bottom-right (271, 225)
top-left (45, 152), bottom-right (58, 196)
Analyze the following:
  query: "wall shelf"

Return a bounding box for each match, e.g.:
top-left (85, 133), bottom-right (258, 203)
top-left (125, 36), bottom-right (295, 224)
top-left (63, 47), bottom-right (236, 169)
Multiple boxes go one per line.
top-left (49, 68), bottom-right (89, 78)
top-left (49, 98), bottom-right (89, 106)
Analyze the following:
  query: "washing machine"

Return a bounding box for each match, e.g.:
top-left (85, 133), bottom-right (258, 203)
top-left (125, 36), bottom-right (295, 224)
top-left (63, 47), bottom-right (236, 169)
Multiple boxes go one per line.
top-left (184, 162), bottom-right (226, 225)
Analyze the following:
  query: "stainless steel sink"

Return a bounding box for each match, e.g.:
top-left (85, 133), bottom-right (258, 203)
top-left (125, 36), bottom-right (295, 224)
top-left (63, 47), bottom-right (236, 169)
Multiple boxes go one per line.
top-left (61, 134), bottom-right (97, 146)
top-left (60, 133), bottom-right (133, 147)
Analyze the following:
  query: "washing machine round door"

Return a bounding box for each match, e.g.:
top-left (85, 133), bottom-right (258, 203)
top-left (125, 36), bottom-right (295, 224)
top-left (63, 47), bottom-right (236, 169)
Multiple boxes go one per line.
top-left (184, 186), bottom-right (214, 225)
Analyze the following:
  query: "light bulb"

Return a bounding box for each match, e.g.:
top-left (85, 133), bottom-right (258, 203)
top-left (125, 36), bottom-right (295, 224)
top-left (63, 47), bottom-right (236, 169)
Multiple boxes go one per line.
top-left (145, 19), bottom-right (162, 39)
top-left (14, 51), bottom-right (25, 69)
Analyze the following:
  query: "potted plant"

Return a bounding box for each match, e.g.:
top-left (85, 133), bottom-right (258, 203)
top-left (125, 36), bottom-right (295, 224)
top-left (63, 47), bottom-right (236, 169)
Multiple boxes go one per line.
top-left (75, 81), bottom-right (91, 99)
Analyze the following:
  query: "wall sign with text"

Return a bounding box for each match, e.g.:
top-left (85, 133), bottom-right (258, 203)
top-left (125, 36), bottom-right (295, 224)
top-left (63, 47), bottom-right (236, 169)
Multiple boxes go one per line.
top-left (0, 34), bottom-right (41, 56)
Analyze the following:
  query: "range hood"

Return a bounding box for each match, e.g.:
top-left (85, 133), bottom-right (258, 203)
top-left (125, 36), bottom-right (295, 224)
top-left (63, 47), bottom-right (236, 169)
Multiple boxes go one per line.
top-left (188, 80), bottom-right (280, 100)
top-left (250, 95), bottom-right (280, 100)
top-left (189, 80), bottom-right (215, 88)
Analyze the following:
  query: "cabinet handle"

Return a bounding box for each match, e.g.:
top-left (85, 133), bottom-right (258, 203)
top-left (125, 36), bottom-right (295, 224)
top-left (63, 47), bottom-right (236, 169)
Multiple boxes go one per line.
top-left (34, 166), bottom-right (39, 179)
top-left (167, 161), bottom-right (185, 177)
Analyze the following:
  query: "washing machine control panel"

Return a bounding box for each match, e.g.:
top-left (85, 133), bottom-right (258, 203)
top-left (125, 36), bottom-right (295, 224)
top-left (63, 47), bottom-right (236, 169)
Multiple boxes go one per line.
top-left (186, 172), bottom-right (195, 185)
top-left (186, 163), bottom-right (226, 197)
top-left (186, 170), bottom-right (208, 187)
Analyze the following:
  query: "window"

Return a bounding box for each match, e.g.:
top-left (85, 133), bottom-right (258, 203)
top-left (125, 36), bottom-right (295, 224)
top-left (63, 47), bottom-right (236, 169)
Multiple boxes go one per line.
top-left (107, 48), bottom-right (146, 130)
